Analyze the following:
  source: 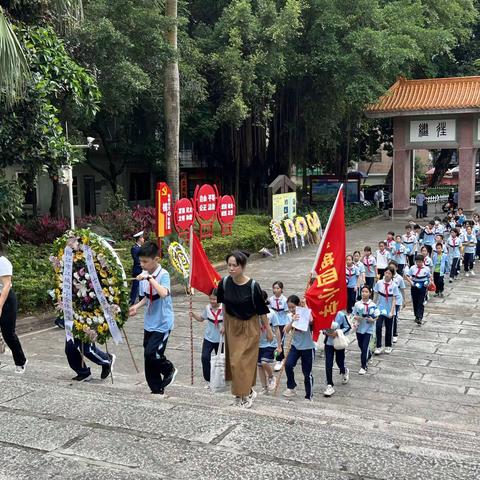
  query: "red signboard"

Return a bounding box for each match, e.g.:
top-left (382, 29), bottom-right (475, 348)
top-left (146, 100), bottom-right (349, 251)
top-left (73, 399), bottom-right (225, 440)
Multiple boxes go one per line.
top-left (196, 184), bottom-right (218, 221)
top-left (156, 182), bottom-right (172, 238)
top-left (174, 198), bottom-right (195, 232)
top-left (217, 194), bottom-right (236, 236)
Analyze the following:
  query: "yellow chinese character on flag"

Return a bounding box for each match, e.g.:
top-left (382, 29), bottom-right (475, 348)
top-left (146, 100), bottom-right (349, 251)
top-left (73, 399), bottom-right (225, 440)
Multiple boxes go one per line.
top-left (318, 287), bottom-right (339, 303)
top-left (316, 267), bottom-right (338, 287)
top-left (322, 300), bottom-right (339, 317)
top-left (321, 252), bottom-right (335, 270)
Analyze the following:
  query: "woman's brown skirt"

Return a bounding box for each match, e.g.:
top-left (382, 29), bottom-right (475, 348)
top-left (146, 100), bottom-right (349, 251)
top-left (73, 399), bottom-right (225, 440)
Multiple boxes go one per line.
top-left (224, 312), bottom-right (260, 397)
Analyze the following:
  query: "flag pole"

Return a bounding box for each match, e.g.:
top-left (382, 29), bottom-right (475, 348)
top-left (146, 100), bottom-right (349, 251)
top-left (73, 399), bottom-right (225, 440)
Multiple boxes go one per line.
top-left (188, 225), bottom-right (195, 386)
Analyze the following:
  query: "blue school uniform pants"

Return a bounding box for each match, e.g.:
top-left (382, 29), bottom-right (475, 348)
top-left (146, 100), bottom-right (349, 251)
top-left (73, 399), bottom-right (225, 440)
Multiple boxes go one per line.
top-left (376, 315), bottom-right (393, 348)
top-left (285, 346), bottom-right (314, 399)
top-left (411, 286), bottom-right (427, 320)
top-left (143, 330), bottom-right (175, 393)
top-left (65, 338), bottom-right (110, 376)
top-left (324, 344), bottom-right (346, 387)
top-left (356, 332), bottom-right (372, 369)
top-left (201, 339), bottom-right (219, 382)
top-left (464, 252), bottom-right (474, 272)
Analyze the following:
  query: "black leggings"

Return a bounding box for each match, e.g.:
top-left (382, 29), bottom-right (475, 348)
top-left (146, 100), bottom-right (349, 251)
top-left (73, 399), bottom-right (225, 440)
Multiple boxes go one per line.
top-left (0, 290), bottom-right (26, 366)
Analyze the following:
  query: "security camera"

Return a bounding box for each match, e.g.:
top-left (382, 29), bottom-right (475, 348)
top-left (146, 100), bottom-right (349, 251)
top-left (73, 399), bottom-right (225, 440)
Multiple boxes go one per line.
top-left (86, 136), bottom-right (95, 146)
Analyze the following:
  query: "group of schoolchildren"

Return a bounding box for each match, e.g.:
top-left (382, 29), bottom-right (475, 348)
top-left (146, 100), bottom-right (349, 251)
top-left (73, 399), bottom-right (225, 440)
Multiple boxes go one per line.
top-left (193, 209), bottom-right (479, 401)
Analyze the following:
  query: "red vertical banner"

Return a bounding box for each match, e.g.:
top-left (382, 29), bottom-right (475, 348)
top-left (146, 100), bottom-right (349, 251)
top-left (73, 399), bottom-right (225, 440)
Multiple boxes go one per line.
top-left (305, 186), bottom-right (347, 340)
top-left (194, 184), bottom-right (218, 240)
top-left (217, 194), bottom-right (236, 236)
top-left (156, 182), bottom-right (172, 238)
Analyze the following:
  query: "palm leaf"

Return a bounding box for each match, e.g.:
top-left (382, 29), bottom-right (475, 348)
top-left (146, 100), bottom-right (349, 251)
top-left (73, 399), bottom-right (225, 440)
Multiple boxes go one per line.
top-left (0, 8), bottom-right (28, 108)
top-left (50, 0), bottom-right (84, 32)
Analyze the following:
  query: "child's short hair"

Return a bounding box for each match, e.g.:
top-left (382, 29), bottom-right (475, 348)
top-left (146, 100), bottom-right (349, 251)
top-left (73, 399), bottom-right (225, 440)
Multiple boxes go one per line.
top-left (387, 231), bottom-right (395, 237)
top-left (405, 224), bottom-right (412, 229)
top-left (272, 281), bottom-right (284, 290)
top-left (435, 242), bottom-right (443, 248)
top-left (139, 242), bottom-right (159, 259)
top-left (287, 294), bottom-right (300, 306)
top-left (361, 285), bottom-right (372, 294)
top-left (378, 241), bottom-right (386, 247)
top-left (388, 260), bottom-right (398, 268)
top-left (262, 290), bottom-right (269, 304)
top-left (353, 250), bottom-right (361, 256)
top-left (451, 228), bottom-right (459, 235)
top-left (346, 254), bottom-right (353, 260)
top-left (385, 266), bottom-right (396, 276)
top-left (414, 224), bottom-right (421, 229)
top-left (428, 220), bottom-right (435, 226)
top-left (415, 254), bottom-right (424, 262)
top-left (364, 246), bottom-right (371, 252)
top-left (395, 234), bottom-right (402, 240)
top-left (210, 288), bottom-right (218, 296)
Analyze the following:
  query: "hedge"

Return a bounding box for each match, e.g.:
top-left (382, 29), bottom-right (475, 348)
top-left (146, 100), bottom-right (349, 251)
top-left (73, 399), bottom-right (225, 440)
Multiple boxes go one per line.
top-left (8, 206), bottom-right (378, 314)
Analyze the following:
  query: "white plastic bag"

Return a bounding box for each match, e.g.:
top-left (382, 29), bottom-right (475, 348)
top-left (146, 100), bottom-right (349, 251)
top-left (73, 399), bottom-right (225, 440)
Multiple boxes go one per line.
top-left (333, 329), bottom-right (349, 350)
top-left (210, 336), bottom-right (226, 392)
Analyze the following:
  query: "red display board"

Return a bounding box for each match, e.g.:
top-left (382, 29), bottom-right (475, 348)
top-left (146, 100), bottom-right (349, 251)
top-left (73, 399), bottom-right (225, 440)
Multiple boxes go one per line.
top-left (174, 197), bottom-right (195, 241)
top-left (194, 184), bottom-right (218, 240)
top-left (217, 194), bottom-right (236, 236)
top-left (156, 182), bottom-right (172, 238)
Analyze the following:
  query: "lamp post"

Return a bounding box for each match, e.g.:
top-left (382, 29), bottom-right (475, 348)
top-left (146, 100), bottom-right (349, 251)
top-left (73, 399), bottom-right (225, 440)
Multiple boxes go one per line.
top-left (61, 126), bottom-right (99, 230)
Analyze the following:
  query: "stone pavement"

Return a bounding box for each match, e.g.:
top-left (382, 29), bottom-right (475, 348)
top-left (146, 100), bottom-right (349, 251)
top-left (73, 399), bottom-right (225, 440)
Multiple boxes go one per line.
top-left (1, 215), bottom-right (480, 479)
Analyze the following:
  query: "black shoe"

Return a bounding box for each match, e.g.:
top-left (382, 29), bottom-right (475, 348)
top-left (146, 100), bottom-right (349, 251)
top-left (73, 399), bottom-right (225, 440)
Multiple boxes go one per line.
top-left (72, 372), bottom-right (92, 382)
top-left (54, 318), bottom-right (65, 329)
top-left (161, 367), bottom-right (178, 389)
top-left (101, 354), bottom-right (116, 380)
top-left (151, 388), bottom-right (165, 396)
top-left (415, 318), bottom-right (423, 325)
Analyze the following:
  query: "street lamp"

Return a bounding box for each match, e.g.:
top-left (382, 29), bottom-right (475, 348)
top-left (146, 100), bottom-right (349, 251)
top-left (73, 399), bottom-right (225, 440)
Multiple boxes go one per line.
top-left (59, 135), bottom-right (99, 230)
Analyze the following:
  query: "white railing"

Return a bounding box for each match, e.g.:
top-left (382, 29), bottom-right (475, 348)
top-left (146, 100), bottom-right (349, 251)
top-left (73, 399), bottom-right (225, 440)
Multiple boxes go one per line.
top-left (410, 194), bottom-right (449, 205)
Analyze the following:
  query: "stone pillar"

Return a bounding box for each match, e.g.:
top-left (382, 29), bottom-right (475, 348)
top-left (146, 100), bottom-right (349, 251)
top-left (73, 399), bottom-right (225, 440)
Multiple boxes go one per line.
top-left (392, 117), bottom-right (411, 217)
top-left (457, 114), bottom-right (476, 214)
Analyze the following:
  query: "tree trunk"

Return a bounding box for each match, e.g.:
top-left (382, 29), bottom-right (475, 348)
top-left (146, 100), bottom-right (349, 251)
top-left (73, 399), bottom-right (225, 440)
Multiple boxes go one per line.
top-left (164, 0), bottom-right (180, 201)
top-left (429, 149), bottom-right (454, 187)
top-left (50, 176), bottom-right (59, 218)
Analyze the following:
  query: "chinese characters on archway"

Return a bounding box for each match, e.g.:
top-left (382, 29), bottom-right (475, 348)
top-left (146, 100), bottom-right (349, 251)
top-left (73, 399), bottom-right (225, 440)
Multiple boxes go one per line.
top-left (410, 119), bottom-right (455, 142)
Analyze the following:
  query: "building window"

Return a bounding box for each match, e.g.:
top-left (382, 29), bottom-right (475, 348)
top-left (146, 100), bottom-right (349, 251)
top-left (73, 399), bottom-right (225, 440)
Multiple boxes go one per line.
top-left (129, 172), bottom-right (151, 201)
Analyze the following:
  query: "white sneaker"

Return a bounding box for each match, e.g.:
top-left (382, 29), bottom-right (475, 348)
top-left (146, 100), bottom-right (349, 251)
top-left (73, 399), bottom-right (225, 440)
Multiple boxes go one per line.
top-left (358, 368), bottom-right (367, 375)
top-left (423, 300), bottom-right (428, 306)
top-left (240, 389), bottom-right (257, 409)
top-left (267, 375), bottom-right (277, 392)
top-left (449, 278), bottom-right (453, 283)
top-left (204, 383), bottom-right (210, 390)
top-left (466, 273), bottom-right (470, 277)
top-left (342, 368), bottom-right (349, 384)
top-left (273, 361), bottom-right (283, 372)
top-left (471, 271), bottom-right (476, 276)
top-left (259, 386), bottom-right (269, 395)
top-left (282, 388), bottom-right (297, 398)
top-left (323, 384), bottom-right (335, 397)
top-left (392, 336), bottom-right (398, 343)
top-left (374, 347), bottom-right (383, 355)
top-left (15, 359), bottom-right (28, 374)
top-left (385, 347), bottom-right (393, 354)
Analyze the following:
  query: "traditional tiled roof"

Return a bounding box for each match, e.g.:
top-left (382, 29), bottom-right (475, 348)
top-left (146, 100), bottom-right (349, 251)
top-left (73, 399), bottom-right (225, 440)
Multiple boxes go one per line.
top-left (366, 76), bottom-right (480, 115)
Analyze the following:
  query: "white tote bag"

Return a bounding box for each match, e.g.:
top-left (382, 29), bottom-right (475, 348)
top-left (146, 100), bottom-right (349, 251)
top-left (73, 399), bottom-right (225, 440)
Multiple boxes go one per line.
top-left (210, 336), bottom-right (226, 392)
top-left (333, 329), bottom-right (349, 350)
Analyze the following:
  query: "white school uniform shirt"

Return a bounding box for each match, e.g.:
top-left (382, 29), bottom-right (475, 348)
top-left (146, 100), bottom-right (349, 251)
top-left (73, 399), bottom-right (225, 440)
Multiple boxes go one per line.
top-left (385, 238), bottom-right (395, 252)
top-left (0, 256), bottom-right (13, 293)
top-left (402, 232), bottom-right (417, 255)
top-left (376, 249), bottom-right (391, 269)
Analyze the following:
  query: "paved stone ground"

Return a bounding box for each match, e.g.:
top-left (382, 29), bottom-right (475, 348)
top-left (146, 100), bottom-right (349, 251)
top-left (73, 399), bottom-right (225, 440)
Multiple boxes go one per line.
top-left (1, 214), bottom-right (480, 479)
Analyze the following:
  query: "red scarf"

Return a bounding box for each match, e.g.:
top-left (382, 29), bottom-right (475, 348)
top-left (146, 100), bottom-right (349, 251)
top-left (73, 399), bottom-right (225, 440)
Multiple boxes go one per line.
top-left (347, 267), bottom-right (353, 278)
top-left (210, 307), bottom-right (222, 327)
top-left (415, 266), bottom-right (423, 278)
top-left (364, 256), bottom-right (372, 272)
top-left (384, 282), bottom-right (390, 302)
top-left (363, 302), bottom-right (369, 314)
top-left (275, 298), bottom-right (280, 310)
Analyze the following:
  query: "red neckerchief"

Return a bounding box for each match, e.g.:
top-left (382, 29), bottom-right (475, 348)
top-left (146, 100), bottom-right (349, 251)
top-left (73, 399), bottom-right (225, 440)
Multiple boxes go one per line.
top-left (395, 244), bottom-right (402, 255)
top-left (347, 267), bottom-right (353, 278)
top-left (363, 302), bottom-right (369, 314)
top-left (415, 266), bottom-right (423, 278)
top-left (451, 237), bottom-right (456, 247)
top-left (275, 298), bottom-right (280, 310)
top-left (384, 281), bottom-right (390, 302)
top-left (210, 307), bottom-right (222, 326)
top-left (364, 255), bottom-right (372, 272)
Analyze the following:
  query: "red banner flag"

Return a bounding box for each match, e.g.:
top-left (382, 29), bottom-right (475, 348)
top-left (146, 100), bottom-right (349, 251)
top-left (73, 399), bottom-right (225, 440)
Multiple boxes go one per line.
top-left (305, 186), bottom-right (347, 340)
top-left (189, 229), bottom-right (221, 295)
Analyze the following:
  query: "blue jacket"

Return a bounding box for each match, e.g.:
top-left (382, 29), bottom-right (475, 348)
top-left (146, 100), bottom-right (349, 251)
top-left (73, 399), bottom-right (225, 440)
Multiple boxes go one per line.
top-left (131, 243), bottom-right (142, 275)
top-left (431, 252), bottom-right (449, 276)
top-left (325, 311), bottom-right (351, 346)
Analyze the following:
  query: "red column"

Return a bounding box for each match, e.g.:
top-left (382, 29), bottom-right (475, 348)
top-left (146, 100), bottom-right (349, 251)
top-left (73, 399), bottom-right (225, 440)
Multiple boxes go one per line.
top-left (392, 117), bottom-right (411, 216)
top-left (457, 115), bottom-right (476, 214)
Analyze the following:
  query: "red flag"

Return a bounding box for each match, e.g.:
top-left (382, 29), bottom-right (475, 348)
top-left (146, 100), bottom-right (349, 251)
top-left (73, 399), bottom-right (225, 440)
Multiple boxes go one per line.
top-left (189, 230), bottom-right (221, 295)
top-left (305, 186), bottom-right (347, 340)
